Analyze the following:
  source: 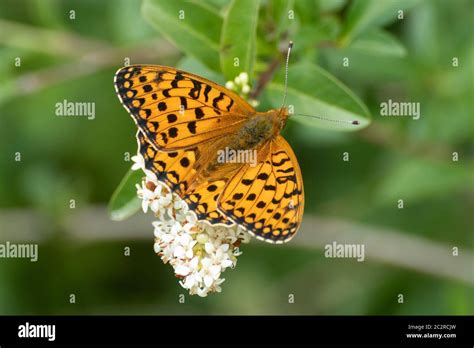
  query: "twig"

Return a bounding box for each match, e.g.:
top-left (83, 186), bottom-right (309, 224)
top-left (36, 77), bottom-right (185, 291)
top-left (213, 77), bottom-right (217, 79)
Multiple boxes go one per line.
top-left (249, 41), bottom-right (295, 100)
top-left (0, 19), bottom-right (110, 57)
top-left (6, 39), bottom-right (177, 101)
top-left (249, 58), bottom-right (281, 100)
top-left (0, 19), bottom-right (179, 103)
top-left (1, 207), bottom-right (472, 285)
top-left (294, 216), bottom-right (474, 285)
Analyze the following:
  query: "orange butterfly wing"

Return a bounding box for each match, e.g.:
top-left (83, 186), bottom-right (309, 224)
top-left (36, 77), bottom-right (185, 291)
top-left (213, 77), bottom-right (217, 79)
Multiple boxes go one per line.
top-left (218, 136), bottom-right (304, 243)
top-left (137, 131), bottom-right (197, 196)
top-left (115, 65), bottom-right (254, 150)
top-left (138, 131), bottom-right (235, 225)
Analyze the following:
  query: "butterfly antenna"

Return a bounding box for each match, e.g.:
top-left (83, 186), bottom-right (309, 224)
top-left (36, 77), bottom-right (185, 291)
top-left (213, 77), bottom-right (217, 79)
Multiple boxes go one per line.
top-left (293, 113), bottom-right (360, 125)
top-left (279, 41), bottom-right (360, 126)
top-left (280, 41), bottom-right (293, 111)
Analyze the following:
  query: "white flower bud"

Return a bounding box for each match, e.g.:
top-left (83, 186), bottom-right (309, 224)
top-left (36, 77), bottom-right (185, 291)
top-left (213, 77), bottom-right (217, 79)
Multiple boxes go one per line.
top-left (153, 242), bottom-right (161, 254)
top-left (196, 233), bottom-right (209, 244)
top-left (239, 72), bottom-right (249, 85)
top-left (249, 99), bottom-right (259, 108)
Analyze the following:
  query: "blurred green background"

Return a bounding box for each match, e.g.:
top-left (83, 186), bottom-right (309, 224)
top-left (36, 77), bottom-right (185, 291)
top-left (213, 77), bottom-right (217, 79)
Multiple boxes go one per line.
top-left (0, 0), bottom-right (473, 314)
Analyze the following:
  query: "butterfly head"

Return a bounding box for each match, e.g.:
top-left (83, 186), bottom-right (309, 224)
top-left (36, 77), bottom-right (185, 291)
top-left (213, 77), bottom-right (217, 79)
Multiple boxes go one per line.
top-left (262, 107), bottom-right (289, 138)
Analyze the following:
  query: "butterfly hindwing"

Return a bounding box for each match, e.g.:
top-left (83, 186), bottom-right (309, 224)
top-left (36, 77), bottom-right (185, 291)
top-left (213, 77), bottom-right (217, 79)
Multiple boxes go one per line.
top-left (138, 131), bottom-right (233, 225)
top-left (218, 136), bottom-right (304, 243)
top-left (183, 179), bottom-right (231, 225)
top-left (138, 131), bottom-right (197, 195)
top-left (115, 65), bottom-right (254, 151)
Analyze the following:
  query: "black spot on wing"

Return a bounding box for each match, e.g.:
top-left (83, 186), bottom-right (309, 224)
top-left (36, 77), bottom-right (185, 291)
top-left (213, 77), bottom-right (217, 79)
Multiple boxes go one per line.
top-left (189, 79), bottom-right (202, 99)
top-left (168, 127), bottom-right (178, 138)
top-left (158, 102), bottom-right (167, 111)
top-left (180, 157), bottom-right (190, 168)
top-left (246, 193), bottom-right (256, 201)
top-left (203, 85), bottom-right (211, 102)
top-left (213, 92), bottom-right (225, 109)
top-left (167, 114), bottom-right (177, 123)
top-left (195, 108), bottom-right (204, 119)
top-left (187, 121), bottom-right (197, 134)
top-left (226, 97), bottom-right (234, 111)
top-left (180, 96), bottom-right (187, 110)
top-left (272, 157), bottom-right (290, 166)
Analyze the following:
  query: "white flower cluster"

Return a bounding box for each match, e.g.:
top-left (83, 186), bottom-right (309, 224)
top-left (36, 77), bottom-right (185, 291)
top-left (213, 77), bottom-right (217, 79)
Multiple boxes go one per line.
top-left (132, 154), bottom-right (251, 297)
top-left (225, 72), bottom-right (259, 107)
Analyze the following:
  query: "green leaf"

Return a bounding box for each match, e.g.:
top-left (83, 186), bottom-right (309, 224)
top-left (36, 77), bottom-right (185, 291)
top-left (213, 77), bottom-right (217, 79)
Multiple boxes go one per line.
top-left (294, 0), bottom-right (319, 23)
top-left (339, 0), bottom-right (422, 46)
top-left (269, 0), bottom-right (295, 39)
top-left (220, 0), bottom-right (260, 80)
top-left (318, 0), bottom-right (347, 13)
top-left (108, 169), bottom-right (143, 221)
top-left (264, 62), bottom-right (371, 131)
top-left (321, 47), bottom-right (411, 81)
top-left (350, 29), bottom-right (407, 57)
top-left (177, 56), bottom-right (225, 85)
top-left (142, 0), bottom-right (223, 71)
top-left (376, 159), bottom-right (474, 204)
top-left (295, 16), bottom-right (341, 56)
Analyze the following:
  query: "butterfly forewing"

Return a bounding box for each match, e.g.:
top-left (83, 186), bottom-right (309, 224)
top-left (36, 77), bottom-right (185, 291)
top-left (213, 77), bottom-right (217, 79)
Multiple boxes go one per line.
top-left (115, 65), bottom-right (253, 151)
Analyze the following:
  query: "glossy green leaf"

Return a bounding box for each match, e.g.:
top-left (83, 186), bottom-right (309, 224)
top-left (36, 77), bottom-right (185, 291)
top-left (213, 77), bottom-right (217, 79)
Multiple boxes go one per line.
top-left (318, 0), bottom-right (347, 12)
top-left (108, 168), bottom-right (143, 221)
top-left (142, 0), bottom-right (223, 71)
top-left (350, 29), bottom-right (407, 57)
top-left (294, 0), bottom-right (319, 23)
top-left (295, 16), bottom-right (341, 57)
top-left (177, 56), bottom-right (225, 85)
top-left (220, 0), bottom-right (260, 80)
top-left (321, 47), bottom-right (412, 81)
top-left (264, 62), bottom-right (371, 131)
top-left (339, 0), bottom-right (422, 46)
top-left (376, 159), bottom-right (474, 204)
top-left (269, 0), bottom-right (295, 39)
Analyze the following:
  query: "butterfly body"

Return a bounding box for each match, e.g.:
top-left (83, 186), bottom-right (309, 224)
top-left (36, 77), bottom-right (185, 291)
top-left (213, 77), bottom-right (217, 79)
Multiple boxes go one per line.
top-left (115, 65), bottom-right (303, 243)
top-left (188, 108), bottom-right (288, 191)
top-left (235, 109), bottom-right (288, 147)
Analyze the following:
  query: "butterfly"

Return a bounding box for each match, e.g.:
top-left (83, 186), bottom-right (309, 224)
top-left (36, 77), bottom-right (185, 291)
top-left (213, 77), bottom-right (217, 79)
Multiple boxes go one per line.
top-left (114, 65), bottom-right (304, 244)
